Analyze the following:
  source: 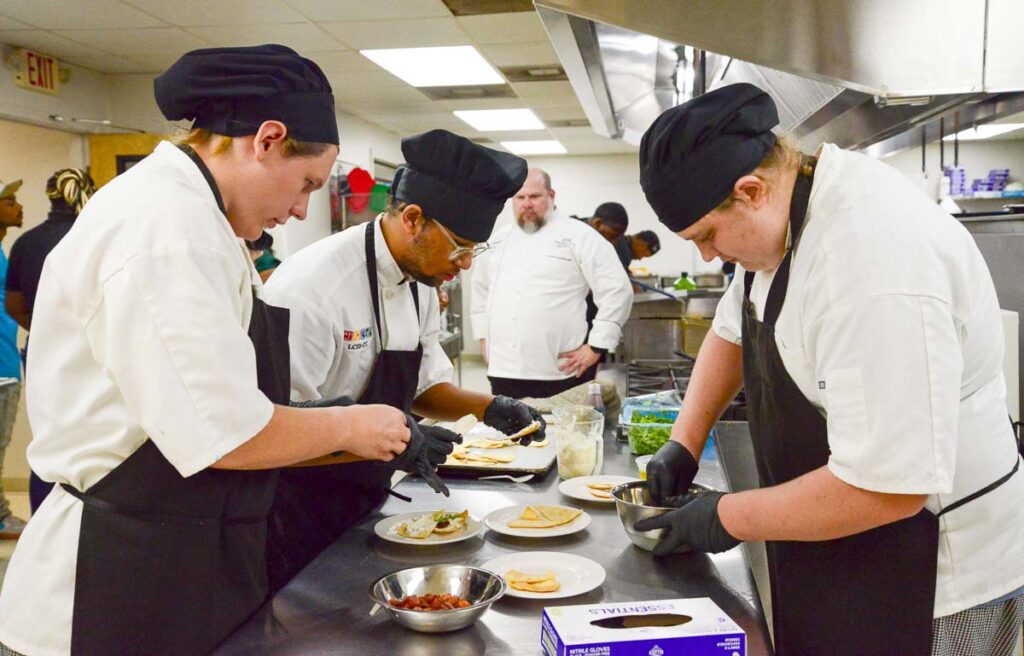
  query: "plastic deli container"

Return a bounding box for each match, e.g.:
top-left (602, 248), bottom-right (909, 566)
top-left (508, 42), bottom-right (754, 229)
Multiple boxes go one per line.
top-left (620, 391), bottom-right (681, 455)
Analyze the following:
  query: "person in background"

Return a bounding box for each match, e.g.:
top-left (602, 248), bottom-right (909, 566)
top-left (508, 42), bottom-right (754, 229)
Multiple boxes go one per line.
top-left (574, 201), bottom-right (629, 243)
top-left (263, 129), bottom-right (543, 592)
top-left (0, 45), bottom-right (432, 656)
top-left (246, 230), bottom-right (281, 282)
top-left (6, 168), bottom-right (96, 512)
top-left (472, 168), bottom-right (633, 398)
top-left (0, 179), bottom-right (24, 540)
top-left (635, 83), bottom-right (1024, 656)
top-left (615, 229), bottom-right (661, 271)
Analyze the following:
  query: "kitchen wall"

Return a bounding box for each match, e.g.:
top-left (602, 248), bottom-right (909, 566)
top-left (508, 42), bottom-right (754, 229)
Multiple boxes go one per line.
top-left (0, 119), bottom-right (87, 490)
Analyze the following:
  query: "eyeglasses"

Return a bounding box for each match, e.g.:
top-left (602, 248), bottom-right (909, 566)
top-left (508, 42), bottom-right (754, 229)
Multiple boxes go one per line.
top-left (434, 220), bottom-right (490, 261)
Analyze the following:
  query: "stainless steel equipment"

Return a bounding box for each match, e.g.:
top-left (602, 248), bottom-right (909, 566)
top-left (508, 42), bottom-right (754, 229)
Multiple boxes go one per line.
top-left (612, 481), bottom-right (714, 553)
top-left (368, 565), bottom-right (506, 633)
top-left (626, 358), bottom-right (747, 421)
top-left (535, 1), bottom-right (1024, 157)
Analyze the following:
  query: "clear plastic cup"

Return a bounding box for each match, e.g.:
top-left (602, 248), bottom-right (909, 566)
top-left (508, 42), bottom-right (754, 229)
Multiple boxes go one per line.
top-left (635, 454), bottom-right (654, 481)
top-left (552, 408), bottom-right (604, 480)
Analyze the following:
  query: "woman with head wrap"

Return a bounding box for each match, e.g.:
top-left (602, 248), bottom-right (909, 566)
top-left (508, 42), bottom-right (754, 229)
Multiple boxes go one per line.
top-left (0, 45), bottom-right (451, 656)
top-left (634, 83), bottom-right (1024, 656)
top-left (6, 168), bottom-right (95, 513)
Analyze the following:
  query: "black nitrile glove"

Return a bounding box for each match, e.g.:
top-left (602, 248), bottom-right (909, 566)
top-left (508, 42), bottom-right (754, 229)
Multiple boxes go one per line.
top-left (633, 491), bottom-right (740, 556)
top-left (646, 441), bottom-right (699, 506)
top-left (390, 416), bottom-right (461, 497)
top-left (289, 395), bottom-right (356, 408)
top-left (483, 396), bottom-right (546, 446)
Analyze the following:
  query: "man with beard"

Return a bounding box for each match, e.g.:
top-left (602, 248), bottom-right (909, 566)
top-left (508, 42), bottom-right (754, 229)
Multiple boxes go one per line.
top-left (472, 168), bottom-right (632, 398)
top-left (262, 129), bottom-right (546, 592)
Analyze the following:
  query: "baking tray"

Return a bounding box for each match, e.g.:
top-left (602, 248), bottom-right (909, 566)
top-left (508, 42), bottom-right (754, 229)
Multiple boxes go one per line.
top-left (436, 420), bottom-right (556, 476)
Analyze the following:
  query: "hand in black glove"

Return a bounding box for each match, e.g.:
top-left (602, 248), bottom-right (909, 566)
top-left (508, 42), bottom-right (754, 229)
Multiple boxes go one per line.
top-left (633, 491), bottom-right (740, 556)
top-left (646, 441), bottom-right (699, 506)
top-left (390, 416), bottom-right (461, 497)
top-left (483, 396), bottom-right (546, 446)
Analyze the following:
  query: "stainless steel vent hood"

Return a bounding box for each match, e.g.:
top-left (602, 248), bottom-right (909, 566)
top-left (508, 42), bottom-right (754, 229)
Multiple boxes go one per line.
top-left (535, 0), bottom-right (1024, 152)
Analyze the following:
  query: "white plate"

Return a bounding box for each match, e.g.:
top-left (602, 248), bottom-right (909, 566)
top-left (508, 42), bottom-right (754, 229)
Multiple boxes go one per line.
top-left (558, 475), bottom-right (638, 504)
top-left (480, 551), bottom-right (605, 599)
top-left (483, 504), bottom-right (591, 538)
top-left (374, 511), bottom-right (484, 546)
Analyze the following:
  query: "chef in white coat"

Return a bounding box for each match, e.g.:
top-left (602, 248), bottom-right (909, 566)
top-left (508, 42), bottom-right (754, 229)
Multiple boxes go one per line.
top-left (0, 46), bottom-right (426, 656)
top-left (262, 129), bottom-right (546, 592)
top-left (634, 83), bottom-right (1024, 656)
top-left (471, 168), bottom-right (633, 399)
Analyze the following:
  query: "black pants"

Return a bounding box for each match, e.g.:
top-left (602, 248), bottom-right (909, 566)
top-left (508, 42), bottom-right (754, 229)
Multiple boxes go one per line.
top-left (488, 375), bottom-right (586, 399)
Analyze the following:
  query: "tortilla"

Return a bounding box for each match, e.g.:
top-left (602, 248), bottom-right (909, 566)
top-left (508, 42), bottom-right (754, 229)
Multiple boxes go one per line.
top-left (464, 438), bottom-right (514, 449)
top-left (589, 489), bottom-right (613, 499)
top-left (431, 509), bottom-right (468, 534)
top-left (395, 509), bottom-right (468, 539)
top-left (452, 414), bottom-right (478, 436)
top-left (507, 504), bottom-right (582, 529)
top-left (506, 569), bottom-right (560, 593)
top-left (586, 482), bottom-right (615, 491)
top-left (463, 452), bottom-right (515, 464)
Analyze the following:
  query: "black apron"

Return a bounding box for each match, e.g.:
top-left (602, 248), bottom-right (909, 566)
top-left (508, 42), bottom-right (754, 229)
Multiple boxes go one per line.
top-left (267, 221), bottom-right (423, 593)
top-left (62, 145), bottom-right (291, 656)
top-left (742, 156), bottom-right (1018, 655)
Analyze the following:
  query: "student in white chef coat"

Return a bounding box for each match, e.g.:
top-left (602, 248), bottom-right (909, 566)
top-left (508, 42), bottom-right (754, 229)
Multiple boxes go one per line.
top-left (262, 129), bottom-right (546, 592)
top-left (0, 46), bottom-right (434, 656)
top-left (634, 83), bottom-right (1024, 656)
top-left (471, 169), bottom-right (633, 399)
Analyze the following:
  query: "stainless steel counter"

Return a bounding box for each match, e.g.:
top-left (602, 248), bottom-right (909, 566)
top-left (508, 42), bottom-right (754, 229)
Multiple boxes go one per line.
top-left (216, 426), bottom-right (773, 655)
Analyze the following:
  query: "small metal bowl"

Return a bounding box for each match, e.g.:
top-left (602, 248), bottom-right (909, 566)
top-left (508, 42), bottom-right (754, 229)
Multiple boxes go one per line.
top-left (368, 565), bottom-right (506, 633)
top-left (611, 480), bottom-right (714, 554)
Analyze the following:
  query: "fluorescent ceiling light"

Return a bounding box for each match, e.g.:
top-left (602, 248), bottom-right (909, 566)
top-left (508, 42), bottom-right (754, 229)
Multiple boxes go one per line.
top-left (501, 140), bottom-right (567, 155)
top-left (454, 109), bottom-right (544, 131)
top-left (360, 46), bottom-right (503, 87)
top-left (942, 123), bottom-right (1024, 141)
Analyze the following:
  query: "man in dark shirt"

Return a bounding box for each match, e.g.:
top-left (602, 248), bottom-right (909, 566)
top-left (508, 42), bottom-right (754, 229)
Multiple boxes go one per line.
top-left (6, 168), bottom-right (94, 511)
top-left (615, 229), bottom-right (662, 271)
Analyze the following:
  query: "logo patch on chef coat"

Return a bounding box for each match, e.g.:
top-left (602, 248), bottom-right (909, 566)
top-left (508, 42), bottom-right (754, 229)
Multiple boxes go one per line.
top-left (343, 326), bottom-right (374, 350)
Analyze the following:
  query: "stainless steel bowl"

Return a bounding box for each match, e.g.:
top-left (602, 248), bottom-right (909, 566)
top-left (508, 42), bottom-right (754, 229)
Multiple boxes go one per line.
top-left (611, 480), bottom-right (714, 554)
top-left (368, 565), bottom-right (506, 633)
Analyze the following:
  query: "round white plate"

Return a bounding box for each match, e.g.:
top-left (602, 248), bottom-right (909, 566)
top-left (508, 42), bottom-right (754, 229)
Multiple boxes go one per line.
top-left (374, 511), bottom-right (484, 546)
top-left (483, 504), bottom-right (591, 538)
top-left (558, 475), bottom-right (638, 504)
top-left (480, 551), bottom-right (606, 599)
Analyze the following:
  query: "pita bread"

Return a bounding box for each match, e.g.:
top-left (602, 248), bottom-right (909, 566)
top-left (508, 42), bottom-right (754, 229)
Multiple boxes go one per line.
top-left (506, 570), bottom-right (560, 593)
top-left (507, 504), bottom-right (582, 529)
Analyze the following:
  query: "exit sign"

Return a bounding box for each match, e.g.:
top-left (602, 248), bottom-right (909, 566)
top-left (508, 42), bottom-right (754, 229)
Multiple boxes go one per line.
top-left (12, 48), bottom-right (61, 95)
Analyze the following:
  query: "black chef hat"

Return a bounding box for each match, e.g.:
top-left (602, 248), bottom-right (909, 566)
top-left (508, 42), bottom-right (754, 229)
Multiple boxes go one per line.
top-left (593, 202), bottom-right (629, 231)
top-left (639, 83), bottom-right (778, 232)
top-left (154, 44), bottom-right (338, 145)
top-left (391, 129), bottom-right (528, 243)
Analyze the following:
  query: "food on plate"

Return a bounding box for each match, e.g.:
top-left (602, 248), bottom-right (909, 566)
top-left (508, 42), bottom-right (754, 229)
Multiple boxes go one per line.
top-left (505, 569), bottom-right (560, 593)
top-left (507, 504), bottom-right (582, 529)
top-left (449, 450), bottom-right (516, 465)
top-left (388, 593), bottom-right (472, 611)
top-left (588, 488), bottom-right (612, 499)
top-left (509, 420), bottom-right (542, 441)
top-left (395, 510), bottom-right (469, 539)
top-left (527, 438), bottom-right (548, 448)
top-left (586, 482), bottom-right (614, 491)
top-left (452, 414), bottom-right (479, 436)
top-left (464, 438), bottom-right (514, 449)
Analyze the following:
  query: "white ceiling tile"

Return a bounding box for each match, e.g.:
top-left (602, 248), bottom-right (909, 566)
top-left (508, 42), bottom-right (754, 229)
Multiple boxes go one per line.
top-left (511, 80), bottom-right (575, 99)
top-left (285, 0), bottom-right (451, 21)
top-left (187, 23), bottom-right (344, 52)
top-left (321, 17), bottom-right (468, 50)
top-left (534, 106), bottom-right (588, 121)
top-left (65, 52), bottom-right (150, 74)
top-left (344, 100), bottom-right (437, 116)
top-left (0, 29), bottom-right (108, 59)
top-left (478, 42), bottom-right (559, 68)
top-left (0, 0), bottom-right (166, 29)
top-left (520, 93), bottom-right (583, 109)
top-left (56, 27), bottom-right (211, 56)
top-left (307, 51), bottom-right (385, 75)
top-left (476, 129), bottom-right (555, 142)
top-left (0, 15), bottom-right (37, 29)
top-left (123, 53), bottom-right (189, 73)
top-left (435, 97), bottom-right (528, 111)
top-left (457, 11), bottom-right (548, 45)
top-left (123, 0), bottom-right (307, 26)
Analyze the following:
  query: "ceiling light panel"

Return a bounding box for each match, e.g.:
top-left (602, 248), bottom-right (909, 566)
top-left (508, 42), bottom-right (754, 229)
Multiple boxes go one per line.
top-left (454, 109), bottom-right (544, 131)
top-left (943, 123), bottom-right (1024, 141)
top-left (500, 140), bottom-right (567, 155)
top-left (360, 46), bottom-right (503, 87)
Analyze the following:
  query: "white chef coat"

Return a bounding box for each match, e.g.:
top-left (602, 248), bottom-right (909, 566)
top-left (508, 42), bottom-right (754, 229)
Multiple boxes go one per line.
top-left (712, 143), bottom-right (1024, 618)
top-left (0, 142), bottom-right (274, 656)
top-left (262, 220), bottom-right (452, 402)
top-left (470, 211), bottom-right (633, 380)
